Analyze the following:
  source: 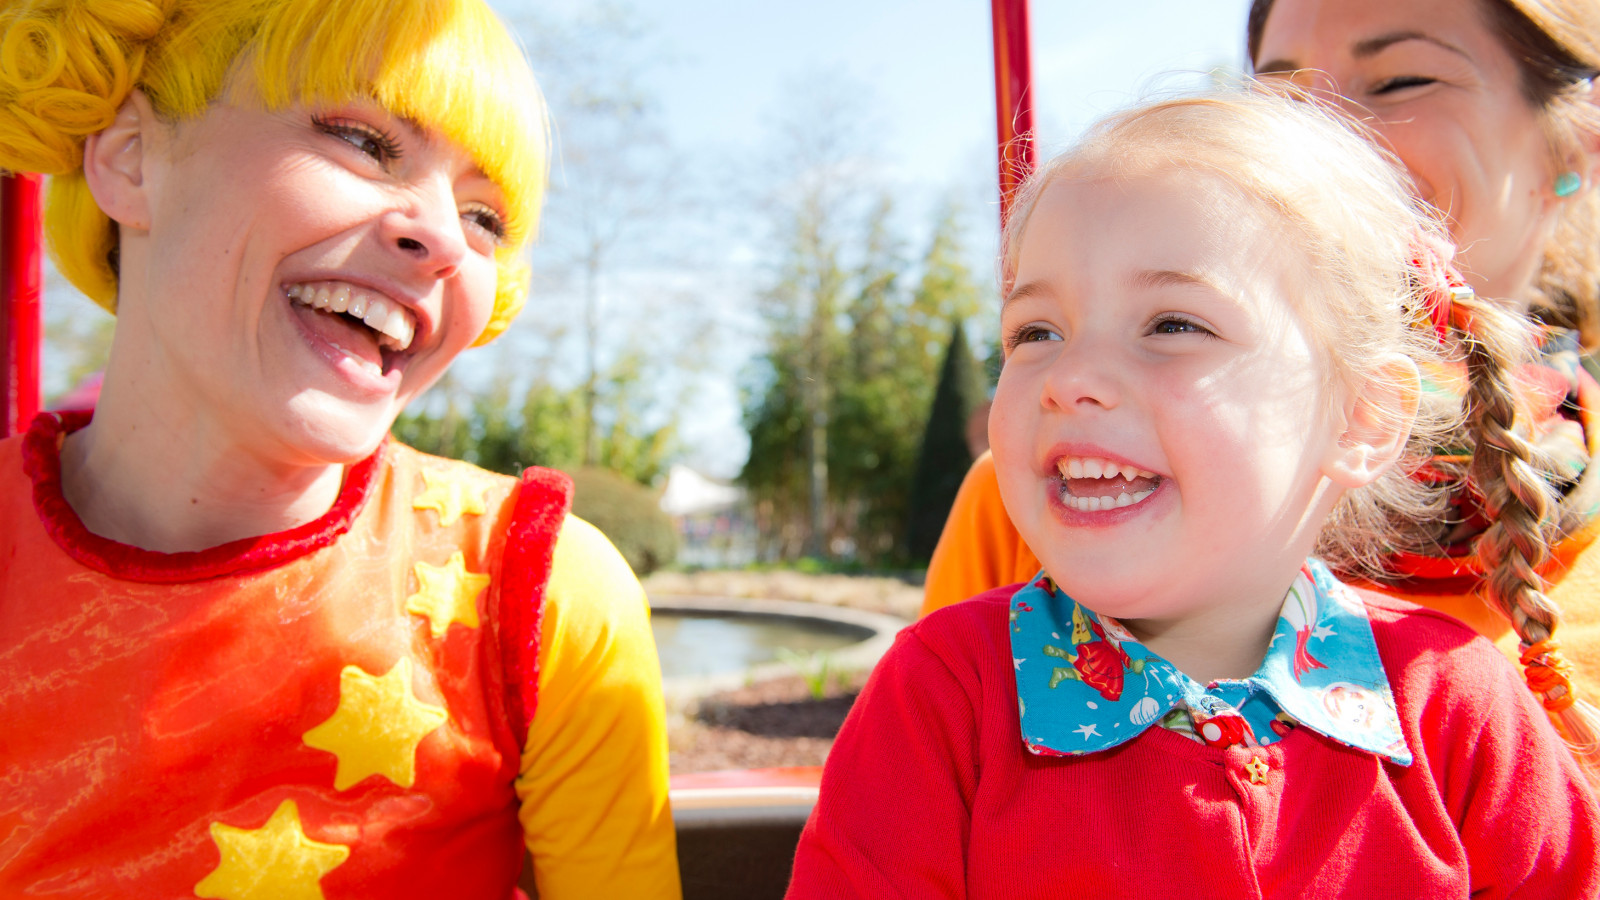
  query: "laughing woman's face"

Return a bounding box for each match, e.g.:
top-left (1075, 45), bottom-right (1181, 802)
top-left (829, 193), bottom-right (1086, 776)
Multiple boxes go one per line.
top-left (100, 81), bottom-right (506, 466)
top-left (1255, 0), bottom-right (1565, 306)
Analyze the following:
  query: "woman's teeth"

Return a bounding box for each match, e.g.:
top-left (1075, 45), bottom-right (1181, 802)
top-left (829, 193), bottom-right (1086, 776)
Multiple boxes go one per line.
top-left (1055, 456), bottom-right (1159, 513)
top-left (286, 282), bottom-right (416, 351)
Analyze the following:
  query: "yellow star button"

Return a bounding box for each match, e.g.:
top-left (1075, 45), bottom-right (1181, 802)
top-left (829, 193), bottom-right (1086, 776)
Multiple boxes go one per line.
top-left (1244, 755), bottom-right (1271, 785)
top-left (194, 799), bottom-right (349, 900)
top-left (412, 468), bottom-right (488, 527)
top-left (406, 551), bottom-right (490, 638)
top-left (302, 658), bottom-right (449, 790)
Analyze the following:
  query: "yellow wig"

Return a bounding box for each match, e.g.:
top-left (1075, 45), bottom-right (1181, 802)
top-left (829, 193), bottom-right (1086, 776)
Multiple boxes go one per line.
top-left (0, 0), bottom-right (546, 345)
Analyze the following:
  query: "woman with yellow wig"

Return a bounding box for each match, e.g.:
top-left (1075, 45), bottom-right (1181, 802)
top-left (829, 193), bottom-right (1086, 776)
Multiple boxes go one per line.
top-left (0, 1), bottom-right (680, 897)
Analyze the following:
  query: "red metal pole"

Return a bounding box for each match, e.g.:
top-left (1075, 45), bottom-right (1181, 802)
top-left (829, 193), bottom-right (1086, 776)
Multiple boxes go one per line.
top-left (1, 172), bottom-right (43, 438)
top-left (990, 0), bottom-right (1036, 229)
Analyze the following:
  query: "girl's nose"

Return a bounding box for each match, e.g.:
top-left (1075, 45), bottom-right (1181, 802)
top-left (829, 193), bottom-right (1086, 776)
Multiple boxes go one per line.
top-left (1041, 341), bottom-right (1122, 412)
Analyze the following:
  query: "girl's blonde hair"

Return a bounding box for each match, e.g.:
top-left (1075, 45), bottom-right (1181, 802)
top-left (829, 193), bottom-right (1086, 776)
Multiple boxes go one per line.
top-left (1001, 87), bottom-right (1600, 765)
top-left (0, 0), bottom-right (547, 346)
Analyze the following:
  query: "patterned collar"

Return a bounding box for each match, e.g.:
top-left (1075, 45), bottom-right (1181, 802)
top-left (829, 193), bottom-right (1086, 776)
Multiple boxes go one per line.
top-left (1010, 559), bottom-right (1411, 765)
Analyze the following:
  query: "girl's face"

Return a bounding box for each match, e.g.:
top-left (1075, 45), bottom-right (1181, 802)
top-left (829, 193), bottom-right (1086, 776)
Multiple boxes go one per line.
top-left (990, 171), bottom-right (1348, 629)
top-left (1255, 0), bottom-right (1562, 306)
top-left (114, 88), bottom-right (506, 466)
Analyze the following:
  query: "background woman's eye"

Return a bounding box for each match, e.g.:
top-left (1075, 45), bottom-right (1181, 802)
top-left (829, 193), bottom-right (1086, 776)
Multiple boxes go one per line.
top-left (1372, 75), bottom-right (1436, 94)
top-left (461, 203), bottom-right (508, 244)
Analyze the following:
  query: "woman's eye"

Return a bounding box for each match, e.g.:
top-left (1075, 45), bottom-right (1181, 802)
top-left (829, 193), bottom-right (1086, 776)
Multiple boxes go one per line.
top-left (1149, 316), bottom-right (1212, 336)
top-left (312, 116), bottom-right (404, 164)
top-left (1371, 75), bottom-right (1436, 95)
top-left (461, 203), bottom-right (508, 244)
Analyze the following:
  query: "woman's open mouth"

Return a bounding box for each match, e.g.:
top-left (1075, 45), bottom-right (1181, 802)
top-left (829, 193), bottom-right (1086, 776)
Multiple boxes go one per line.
top-left (286, 281), bottom-right (419, 379)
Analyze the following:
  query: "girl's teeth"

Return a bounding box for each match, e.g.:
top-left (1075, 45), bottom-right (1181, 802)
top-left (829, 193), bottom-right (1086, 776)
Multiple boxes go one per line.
top-left (1084, 459), bottom-right (1105, 478)
top-left (1063, 488), bottom-right (1156, 512)
top-left (1067, 459), bottom-right (1085, 478)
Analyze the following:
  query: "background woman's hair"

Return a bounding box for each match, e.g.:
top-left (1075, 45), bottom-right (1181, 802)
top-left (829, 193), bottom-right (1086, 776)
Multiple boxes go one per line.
top-left (0, 0), bottom-right (548, 345)
top-left (1245, 0), bottom-right (1600, 766)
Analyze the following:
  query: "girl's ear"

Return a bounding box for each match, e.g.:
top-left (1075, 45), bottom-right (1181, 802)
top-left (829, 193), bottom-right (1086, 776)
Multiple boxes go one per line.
top-left (1322, 354), bottom-right (1420, 489)
top-left (82, 90), bottom-right (156, 231)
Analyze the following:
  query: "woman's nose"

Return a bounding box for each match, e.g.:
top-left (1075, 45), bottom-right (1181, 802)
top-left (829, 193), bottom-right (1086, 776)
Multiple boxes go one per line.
top-left (383, 180), bottom-right (467, 280)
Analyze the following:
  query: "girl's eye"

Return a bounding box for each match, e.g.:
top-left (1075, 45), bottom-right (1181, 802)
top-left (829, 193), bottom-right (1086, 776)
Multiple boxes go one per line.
top-left (461, 202), bottom-right (508, 245)
top-left (1371, 75), bottom-right (1436, 95)
top-left (1004, 323), bottom-right (1061, 351)
top-left (312, 115), bottom-right (404, 164)
top-left (1149, 316), bottom-right (1213, 337)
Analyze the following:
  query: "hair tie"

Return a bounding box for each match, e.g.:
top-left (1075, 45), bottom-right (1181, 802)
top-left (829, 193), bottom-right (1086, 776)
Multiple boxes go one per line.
top-left (1409, 234), bottom-right (1474, 343)
top-left (1521, 639), bottom-right (1578, 711)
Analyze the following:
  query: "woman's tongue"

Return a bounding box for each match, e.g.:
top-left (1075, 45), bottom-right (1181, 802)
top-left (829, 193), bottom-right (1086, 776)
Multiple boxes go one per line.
top-left (299, 304), bottom-right (384, 372)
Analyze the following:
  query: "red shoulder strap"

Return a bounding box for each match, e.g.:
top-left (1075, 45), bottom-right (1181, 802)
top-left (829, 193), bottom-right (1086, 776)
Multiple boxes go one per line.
top-left (497, 466), bottom-right (573, 746)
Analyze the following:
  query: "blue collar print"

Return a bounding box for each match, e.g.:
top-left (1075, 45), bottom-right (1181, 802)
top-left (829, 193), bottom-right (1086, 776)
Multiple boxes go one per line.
top-left (1010, 559), bottom-right (1411, 765)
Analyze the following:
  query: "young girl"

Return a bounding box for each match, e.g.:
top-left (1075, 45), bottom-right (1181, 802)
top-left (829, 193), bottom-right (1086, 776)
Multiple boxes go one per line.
top-left (786, 91), bottom-right (1599, 897)
top-left (0, 1), bottom-right (678, 897)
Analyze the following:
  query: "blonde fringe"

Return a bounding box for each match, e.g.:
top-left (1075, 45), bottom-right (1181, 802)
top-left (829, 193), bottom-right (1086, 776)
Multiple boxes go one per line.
top-left (0, 0), bottom-right (545, 343)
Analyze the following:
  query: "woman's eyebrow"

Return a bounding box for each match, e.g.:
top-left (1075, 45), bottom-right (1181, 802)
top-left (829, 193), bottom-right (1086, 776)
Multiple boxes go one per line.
top-left (1351, 30), bottom-right (1469, 61)
top-left (1256, 30), bottom-right (1470, 75)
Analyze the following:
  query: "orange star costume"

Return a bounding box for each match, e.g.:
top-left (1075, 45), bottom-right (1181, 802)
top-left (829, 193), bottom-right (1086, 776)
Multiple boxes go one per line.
top-left (0, 412), bottom-right (680, 899)
top-left (922, 371), bottom-right (1600, 703)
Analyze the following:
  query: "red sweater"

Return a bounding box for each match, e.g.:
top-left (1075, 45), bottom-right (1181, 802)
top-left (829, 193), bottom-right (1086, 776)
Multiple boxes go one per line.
top-left (788, 586), bottom-right (1600, 899)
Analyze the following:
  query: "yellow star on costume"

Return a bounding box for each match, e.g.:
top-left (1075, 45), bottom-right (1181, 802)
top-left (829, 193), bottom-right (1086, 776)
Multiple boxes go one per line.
top-left (412, 468), bottom-right (488, 527)
top-left (406, 551), bottom-right (490, 638)
top-left (1244, 756), bottom-right (1271, 785)
top-left (194, 799), bottom-right (349, 900)
top-left (302, 658), bottom-right (449, 790)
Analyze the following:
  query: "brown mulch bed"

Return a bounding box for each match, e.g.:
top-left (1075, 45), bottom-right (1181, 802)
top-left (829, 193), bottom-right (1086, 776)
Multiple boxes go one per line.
top-left (646, 569), bottom-right (918, 774)
top-left (669, 671), bottom-right (870, 773)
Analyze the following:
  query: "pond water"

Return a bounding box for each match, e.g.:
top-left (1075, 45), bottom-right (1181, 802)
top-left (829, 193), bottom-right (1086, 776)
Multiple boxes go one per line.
top-left (651, 610), bottom-right (873, 680)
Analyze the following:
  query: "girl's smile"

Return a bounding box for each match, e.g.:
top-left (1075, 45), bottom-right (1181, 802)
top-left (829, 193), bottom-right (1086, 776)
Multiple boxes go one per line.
top-left (1049, 452), bottom-right (1163, 514)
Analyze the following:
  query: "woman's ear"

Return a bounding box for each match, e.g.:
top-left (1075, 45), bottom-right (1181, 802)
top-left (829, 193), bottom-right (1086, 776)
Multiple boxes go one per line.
top-left (1322, 354), bottom-right (1420, 489)
top-left (81, 90), bottom-right (156, 231)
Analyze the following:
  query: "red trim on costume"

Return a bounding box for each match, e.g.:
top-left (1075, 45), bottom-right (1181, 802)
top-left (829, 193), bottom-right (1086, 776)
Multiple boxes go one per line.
top-left (22, 411), bottom-right (383, 583)
top-left (497, 466), bottom-right (573, 744)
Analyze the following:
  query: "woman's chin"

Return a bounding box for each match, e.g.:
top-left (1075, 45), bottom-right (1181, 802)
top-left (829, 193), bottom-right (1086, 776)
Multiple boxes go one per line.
top-left (279, 393), bottom-right (399, 465)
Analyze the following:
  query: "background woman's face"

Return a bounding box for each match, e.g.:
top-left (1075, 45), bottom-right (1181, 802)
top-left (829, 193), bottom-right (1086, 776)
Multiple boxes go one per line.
top-left (1256, 0), bottom-right (1562, 305)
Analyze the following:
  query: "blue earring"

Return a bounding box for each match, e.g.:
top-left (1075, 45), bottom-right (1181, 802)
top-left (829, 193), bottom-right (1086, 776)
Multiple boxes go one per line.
top-left (1555, 171), bottom-right (1583, 197)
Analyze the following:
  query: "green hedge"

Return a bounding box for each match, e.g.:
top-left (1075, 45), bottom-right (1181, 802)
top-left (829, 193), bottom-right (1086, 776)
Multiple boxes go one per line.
top-left (568, 466), bottom-right (679, 576)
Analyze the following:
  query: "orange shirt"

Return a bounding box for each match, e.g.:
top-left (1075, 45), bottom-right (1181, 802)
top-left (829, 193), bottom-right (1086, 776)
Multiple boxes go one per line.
top-left (0, 413), bottom-right (679, 899)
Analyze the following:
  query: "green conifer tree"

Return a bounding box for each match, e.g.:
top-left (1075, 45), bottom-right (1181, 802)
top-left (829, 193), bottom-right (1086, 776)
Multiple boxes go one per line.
top-left (906, 316), bottom-right (987, 563)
